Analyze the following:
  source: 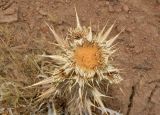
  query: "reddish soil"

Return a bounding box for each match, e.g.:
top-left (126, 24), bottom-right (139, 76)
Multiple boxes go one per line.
top-left (0, 0), bottom-right (160, 115)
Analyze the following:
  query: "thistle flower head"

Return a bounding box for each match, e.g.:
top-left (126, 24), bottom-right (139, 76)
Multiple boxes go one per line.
top-left (74, 42), bottom-right (103, 71)
top-left (31, 9), bottom-right (123, 115)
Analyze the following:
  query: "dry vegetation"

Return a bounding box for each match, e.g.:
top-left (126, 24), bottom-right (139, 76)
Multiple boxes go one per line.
top-left (0, 0), bottom-right (160, 115)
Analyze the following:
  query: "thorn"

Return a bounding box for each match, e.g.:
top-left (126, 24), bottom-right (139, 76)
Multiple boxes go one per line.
top-left (45, 21), bottom-right (67, 47)
top-left (74, 7), bottom-right (81, 29)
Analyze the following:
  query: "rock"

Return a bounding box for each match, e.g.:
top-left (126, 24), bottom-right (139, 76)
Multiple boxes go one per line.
top-left (134, 46), bottom-right (144, 55)
top-left (122, 4), bottom-right (129, 12)
top-left (106, 1), bottom-right (110, 6)
top-left (116, 24), bottom-right (124, 33)
top-left (134, 15), bottom-right (145, 23)
top-left (127, 43), bottom-right (135, 48)
top-left (126, 26), bottom-right (135, 33)
top-left (108, 5), bottom-right (114, 12)
top-left (114, 5), bottom-right (122, 12)
top-left (118, 15), bottom-right (127, 21)
top-left (157, 0), bottom-right (160, 4)
top-left (151, 86), bottom-right (160, 104)
top-left (133, 61), bottom-right (152, 71)
top-left (38, 9), bottom-right (48, 16)
top-left (0, 13), bottom-right (17, 23)
top-left (0, 2), bottom-right (18, 23)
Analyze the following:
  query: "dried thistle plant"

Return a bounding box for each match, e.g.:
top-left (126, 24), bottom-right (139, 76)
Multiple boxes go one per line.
top-left (30, 9), bottom-right (123, 115)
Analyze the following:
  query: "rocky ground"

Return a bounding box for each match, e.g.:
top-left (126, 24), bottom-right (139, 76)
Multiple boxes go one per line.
top-left (0, 0), bottom-right (160, 115)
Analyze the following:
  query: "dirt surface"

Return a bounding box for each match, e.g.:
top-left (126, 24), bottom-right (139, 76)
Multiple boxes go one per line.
top-left (0, 0), bottom-right (160, 115)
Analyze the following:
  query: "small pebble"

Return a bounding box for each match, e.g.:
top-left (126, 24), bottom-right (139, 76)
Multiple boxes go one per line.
top-left (122, 4), bottom-right (129, 12)
top-left (116, 25), bottom-right (124, 33)
top-left (114, 5), bottom-right (122, 12)
top-left (134, 16), bottom-right (145, 23)
top-left (118, 15), bottom-right (127, 21)
top-left (39, 9), bottom-right (48, 16)
top-left (134, 46), bottom-right (143, 54)
top-left (108, 5), bottom-right (114, 12)
top-left (128, 43), bottom-right (135, 48)
top-left (106, 1), bottom-right (110, 6)
top-left (126, 26), bottom-right (135, 32)
top-left (157, 0), bottom-right (160, 4)
top-left (133, 61), bottom-right (152, 71)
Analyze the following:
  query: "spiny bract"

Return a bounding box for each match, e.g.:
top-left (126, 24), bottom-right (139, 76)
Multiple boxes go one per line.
top-left (31, 9), bottom-right (123, 115)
